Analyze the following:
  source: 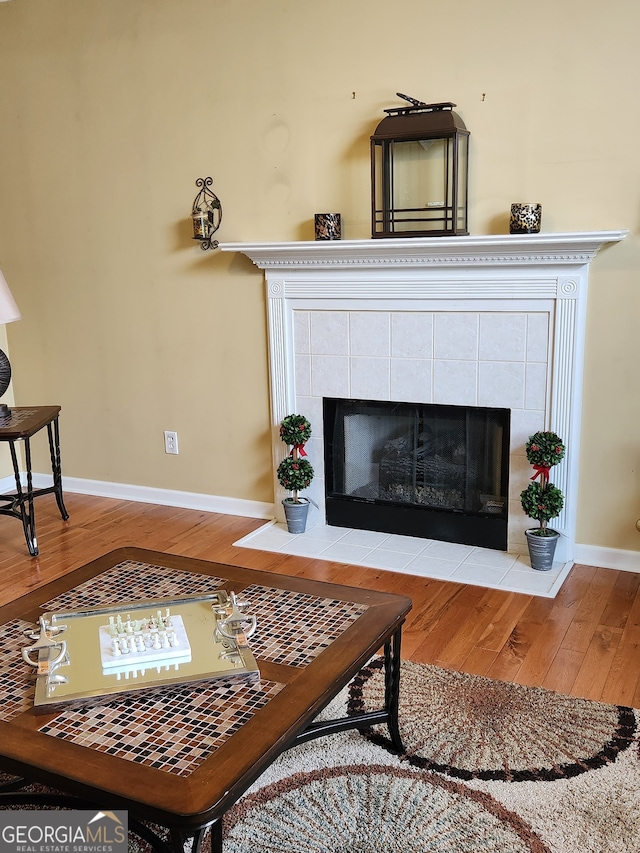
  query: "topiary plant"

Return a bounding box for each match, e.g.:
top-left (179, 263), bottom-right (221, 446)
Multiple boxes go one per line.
top-left (279, 414), bottom-right (312, 448)
top-left (520, 430), bottom-right (565, 537)
top-left (277, 414), bottom-right (314, 504)
top-left (277, 455), bottom-right (314, 502)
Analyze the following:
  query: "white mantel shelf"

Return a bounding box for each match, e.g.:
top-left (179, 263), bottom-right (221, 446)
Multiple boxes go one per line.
top-left (220, 231), bottom-right (627, 269)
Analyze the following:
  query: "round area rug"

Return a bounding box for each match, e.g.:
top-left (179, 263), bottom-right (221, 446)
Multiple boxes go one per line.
top-left (3, 659), bottom-right (640, 853)
top-left (347, 658), bottom-right (636, 782)
top-left (223, 763), bottom-right (550, 853)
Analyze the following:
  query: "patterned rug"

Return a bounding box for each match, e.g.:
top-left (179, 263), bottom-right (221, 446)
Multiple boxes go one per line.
top-left (223, 659), bottom-right (640, 853)
top-left (2, 660), bottom-right (639, 852)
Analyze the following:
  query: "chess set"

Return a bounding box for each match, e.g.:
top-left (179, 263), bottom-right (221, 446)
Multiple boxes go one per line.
top-left (99, 609), bottom-right (192, 673)
top-left (21, 591), bottom-right (259, 712)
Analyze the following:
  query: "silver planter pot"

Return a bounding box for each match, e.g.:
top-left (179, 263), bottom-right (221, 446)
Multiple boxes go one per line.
top-left (282, 497), bottom-right (310, 534)
top-left (525, 528), bottom-right (559, 571)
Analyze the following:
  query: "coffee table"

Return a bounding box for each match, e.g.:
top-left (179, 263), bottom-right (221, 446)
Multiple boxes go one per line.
top-left (0, 547), bottom-right (411, 851)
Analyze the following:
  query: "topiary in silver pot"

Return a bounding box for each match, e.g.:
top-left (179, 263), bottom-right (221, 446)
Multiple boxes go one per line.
top-left (277, 414), bottom-right (314, 533)
top-left (520, 431), bottom-right (565, 571)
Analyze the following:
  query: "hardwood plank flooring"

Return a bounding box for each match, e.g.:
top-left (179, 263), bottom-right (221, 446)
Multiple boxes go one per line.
top-left (1, 491), bottom-right (639, 706)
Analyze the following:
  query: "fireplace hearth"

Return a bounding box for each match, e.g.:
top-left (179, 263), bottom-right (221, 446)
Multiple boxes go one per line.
top-left (324, 398), bottom-right (509, 549)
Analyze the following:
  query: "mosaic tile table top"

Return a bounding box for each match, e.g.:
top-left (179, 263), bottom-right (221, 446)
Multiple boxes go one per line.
top-left (1, 557), bottom-right (368, 776)
top-left (40, 559), bottom-right (228, 611)
top-left (0, 547), bottom-right (411, 828)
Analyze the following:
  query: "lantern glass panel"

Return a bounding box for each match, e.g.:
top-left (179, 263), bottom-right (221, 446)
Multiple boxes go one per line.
top-left (456, 135), bottom-right (469, 232)
top-left (373, 143), bottom-right (385, 231)
top-left (389, 140), bottom-right (449, 233)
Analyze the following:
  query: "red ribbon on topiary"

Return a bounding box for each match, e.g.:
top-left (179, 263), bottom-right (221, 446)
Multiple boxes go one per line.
top-left (531, 464), bottom-right (550, 481)
top-left (290, 443), bottom-right (307, 457)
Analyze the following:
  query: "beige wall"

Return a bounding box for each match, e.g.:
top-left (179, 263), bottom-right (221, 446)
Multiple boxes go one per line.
top-left (0, 0), bottom-right (638, 551)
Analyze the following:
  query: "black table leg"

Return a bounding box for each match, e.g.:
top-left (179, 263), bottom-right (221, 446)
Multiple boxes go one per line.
top-left (383, 626), bottom-right (404, 751)
top-left (206, 822), bottom-right (222, 853)
top-left (47, 417), bottom-right (69, 520)
top-left (9, 438), bottom-right (38, 556)
top-left (169, 824), bottom-right (215, 853)
top-left (292, 622), bottom-right (406, 750)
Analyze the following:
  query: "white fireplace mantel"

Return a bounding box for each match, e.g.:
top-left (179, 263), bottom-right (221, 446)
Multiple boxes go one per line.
top-left (221, 231), bottom-right (626, 564)
top-left (221, 232), bottom-right (625, 270)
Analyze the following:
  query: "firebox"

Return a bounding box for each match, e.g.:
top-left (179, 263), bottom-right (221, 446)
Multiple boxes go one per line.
top-left (324, 398), bottom-right (510, 550)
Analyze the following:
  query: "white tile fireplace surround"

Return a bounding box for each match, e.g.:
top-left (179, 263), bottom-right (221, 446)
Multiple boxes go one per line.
top-left (222, 232), bottom-right (625, 590)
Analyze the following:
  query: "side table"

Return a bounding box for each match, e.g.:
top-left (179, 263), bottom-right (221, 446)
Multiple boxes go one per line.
top-left (0, 406), bottom-right (69, 556)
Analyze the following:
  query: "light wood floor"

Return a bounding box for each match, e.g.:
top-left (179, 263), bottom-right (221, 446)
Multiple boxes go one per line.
top-left (2, 492), bottom-right (639, 708)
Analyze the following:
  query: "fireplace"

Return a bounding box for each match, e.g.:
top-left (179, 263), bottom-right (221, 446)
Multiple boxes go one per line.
top-left (221, 231), bottom-right (626, 565)
top-left (324, 397), bottom-right (510, 549)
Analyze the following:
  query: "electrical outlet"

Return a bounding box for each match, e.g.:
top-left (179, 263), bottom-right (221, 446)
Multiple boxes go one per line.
top-left (164, 431), bottom-right (179, 455)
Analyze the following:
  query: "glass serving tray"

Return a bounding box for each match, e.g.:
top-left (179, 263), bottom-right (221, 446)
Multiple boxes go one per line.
top-left (22, 592), bottom-right (260, 713)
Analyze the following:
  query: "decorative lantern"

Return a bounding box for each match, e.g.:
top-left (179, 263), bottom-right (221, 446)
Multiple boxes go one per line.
top-left (371, 95), bottom-right (469, 238)
top-left (191, 177), bottom-right (222, 250)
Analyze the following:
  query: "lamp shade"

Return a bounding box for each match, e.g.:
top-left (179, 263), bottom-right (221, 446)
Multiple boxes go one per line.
top-left (0, 270), bottom-right (21, 325)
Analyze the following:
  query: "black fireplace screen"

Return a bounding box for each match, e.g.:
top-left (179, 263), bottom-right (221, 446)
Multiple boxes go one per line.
top-left (324, 398), bottom-right (510, 550)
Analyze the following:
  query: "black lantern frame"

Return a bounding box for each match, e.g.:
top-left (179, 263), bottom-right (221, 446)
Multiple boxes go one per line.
top-left (371, 97), bottom-right (469, 239)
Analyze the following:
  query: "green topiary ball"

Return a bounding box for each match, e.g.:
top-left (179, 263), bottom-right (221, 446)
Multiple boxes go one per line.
top-left (277, 456), bottom-right (314, 493)
top-left (279, 414), bottom-right (312, 447)
top-left (525, 432), bottom-right (565, 468)
top-left (520, 481), bottom-right (564, 524)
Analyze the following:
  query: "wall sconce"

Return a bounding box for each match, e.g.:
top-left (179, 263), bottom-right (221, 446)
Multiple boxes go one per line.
top-left (191, 177), bottom-right (222, 250)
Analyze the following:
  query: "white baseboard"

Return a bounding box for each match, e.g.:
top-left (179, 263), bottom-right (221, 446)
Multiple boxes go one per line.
top-left (574, 543), bottom-right (640, 573)
top-left (2, 473), bottom-right (639, 571)
top-left (0, 473), bottom-right (275, 520)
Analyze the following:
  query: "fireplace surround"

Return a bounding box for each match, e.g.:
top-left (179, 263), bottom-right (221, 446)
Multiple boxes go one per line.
top-left (222, 231), bottom-right (626, 565)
